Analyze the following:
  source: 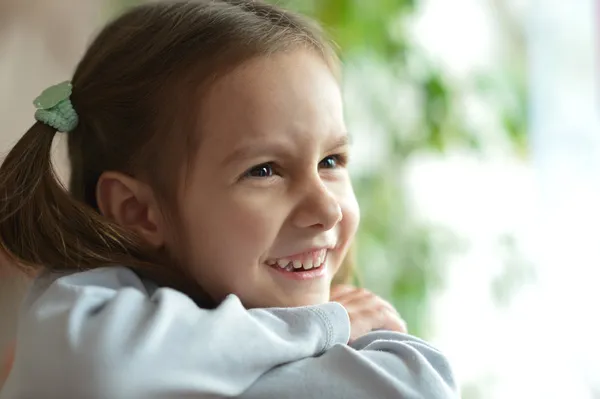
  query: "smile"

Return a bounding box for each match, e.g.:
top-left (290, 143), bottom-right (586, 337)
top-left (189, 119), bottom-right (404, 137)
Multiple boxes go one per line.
top-left (265, 248), bottom-right (329, 280)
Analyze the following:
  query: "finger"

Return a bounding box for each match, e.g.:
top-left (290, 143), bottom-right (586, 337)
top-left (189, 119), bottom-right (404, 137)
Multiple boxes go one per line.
top-left (336, 289), bottom-right (379, 309)
top-left (330, 285), bottom-right (360, 300)
top-left (377, 299), bottom-right (401, 318)
top-left (381, 309), bottom-right (408, 333)
top-left (338, 291), bottom-right (403, 323)
top-left (352, 292), bottom-right (400, 318)
top-left (330, 284), bottom-right (356, 295)
top-left (333, 295), bottom-right (375, 314)
top-left (349, 306), bottom-right (390, 334)
top-left (333, 289), bottom-right (407, 329)
top-left (346, 299), bottom-right (407, 332)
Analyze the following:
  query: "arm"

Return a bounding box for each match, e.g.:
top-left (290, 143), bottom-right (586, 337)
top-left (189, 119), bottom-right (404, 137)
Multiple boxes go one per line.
top-left (4, 267), bottom-right (350, 399)
top-left (241, 330), bottom-right (459, 399)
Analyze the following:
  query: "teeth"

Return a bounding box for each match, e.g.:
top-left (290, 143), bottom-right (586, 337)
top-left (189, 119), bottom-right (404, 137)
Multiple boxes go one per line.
top-left (303, 259), bottom-right (314, 270)
top-left (269, 250), bottom-right (329, 271)
top-left (317, 252), bottom-right (324, 266)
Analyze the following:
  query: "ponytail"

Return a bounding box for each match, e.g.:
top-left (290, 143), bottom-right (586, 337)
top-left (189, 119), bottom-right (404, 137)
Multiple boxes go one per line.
top-left (0, 122), bottom-right (152, 275)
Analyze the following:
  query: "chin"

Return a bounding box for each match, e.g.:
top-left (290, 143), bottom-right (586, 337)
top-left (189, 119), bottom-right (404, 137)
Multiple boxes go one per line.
top-left (283, 292), bottom-right (330, 308)
top-left (245, 292), bottom-right (329, 309)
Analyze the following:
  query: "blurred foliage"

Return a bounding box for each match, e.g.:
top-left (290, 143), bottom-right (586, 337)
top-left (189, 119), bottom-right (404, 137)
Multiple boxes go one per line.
top-left (490, 234), bottom-right (536, 307)
top-left (106, 0), bottom-right (528, 342)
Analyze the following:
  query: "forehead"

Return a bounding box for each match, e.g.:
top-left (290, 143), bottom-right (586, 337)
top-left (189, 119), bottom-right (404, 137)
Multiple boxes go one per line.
top-left (197, 50), bottom-right (345, 151)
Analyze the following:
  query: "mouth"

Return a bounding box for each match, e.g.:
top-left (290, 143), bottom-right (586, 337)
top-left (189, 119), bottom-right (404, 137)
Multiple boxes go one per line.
top-left (265, 248), bottom-right (329, 280)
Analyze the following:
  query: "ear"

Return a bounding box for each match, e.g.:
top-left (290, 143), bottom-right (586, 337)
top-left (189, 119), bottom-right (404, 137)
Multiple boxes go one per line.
top-left (96, 172), bottom-right (166, 248)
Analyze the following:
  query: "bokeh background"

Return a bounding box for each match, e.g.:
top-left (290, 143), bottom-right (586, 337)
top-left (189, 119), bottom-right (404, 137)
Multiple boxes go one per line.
top-left (1, 0), bottom-right (599, 397)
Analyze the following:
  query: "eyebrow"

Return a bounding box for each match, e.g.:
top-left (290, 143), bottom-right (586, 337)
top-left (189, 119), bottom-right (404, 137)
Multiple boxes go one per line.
top-left (331, 133), bottom-right (351, 148)
top-left (221, 132), bottom-right (350, 167)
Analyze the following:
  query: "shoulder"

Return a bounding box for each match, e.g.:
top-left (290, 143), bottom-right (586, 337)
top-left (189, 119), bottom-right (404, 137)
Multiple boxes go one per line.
top-left (4, 267), bottom-right (162, 398)
top-left (25, 266), bottom-right (158, 309)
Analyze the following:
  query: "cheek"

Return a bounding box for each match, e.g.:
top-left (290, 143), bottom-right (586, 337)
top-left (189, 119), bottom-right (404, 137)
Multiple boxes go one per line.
top-left (220, 197), bottom-right (284, 252)
top-left (173, 196), bottom-right (278, 301)
top-left (178, 192), bottom-right (279, 267)
top-left (338, 179), bottom-right (360, 235)
top-left (335, 182), bottom-right (360, 256)
top-left (340, 196), bottom-right (360, 245)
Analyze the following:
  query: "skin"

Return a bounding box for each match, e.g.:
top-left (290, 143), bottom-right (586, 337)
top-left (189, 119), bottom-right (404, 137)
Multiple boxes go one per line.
top-left (330, 285), bottom-right (407, 341)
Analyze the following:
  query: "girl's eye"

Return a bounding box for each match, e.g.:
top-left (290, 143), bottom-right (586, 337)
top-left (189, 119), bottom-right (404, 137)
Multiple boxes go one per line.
top-left (319, 155), bottom-right (345, 169)
top-left (245, 163), bottom-right (274, 178)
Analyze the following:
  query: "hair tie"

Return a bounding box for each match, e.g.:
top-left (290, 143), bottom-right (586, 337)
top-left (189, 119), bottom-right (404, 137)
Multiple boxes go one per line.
top-left (33, 81), bottom-right (79, 133)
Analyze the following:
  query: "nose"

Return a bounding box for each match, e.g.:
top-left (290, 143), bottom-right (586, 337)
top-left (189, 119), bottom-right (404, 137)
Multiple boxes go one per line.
top-left (291, 180), bottom-right (343, 231)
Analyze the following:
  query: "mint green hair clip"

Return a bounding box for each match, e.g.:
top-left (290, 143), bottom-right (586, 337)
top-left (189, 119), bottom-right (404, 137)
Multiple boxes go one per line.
top-left (33, 81), bottom-right (79, 133)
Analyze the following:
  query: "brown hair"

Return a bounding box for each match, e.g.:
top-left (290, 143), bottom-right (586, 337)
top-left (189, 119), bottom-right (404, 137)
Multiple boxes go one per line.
top-left (0, 0), bottom-right (354, 292)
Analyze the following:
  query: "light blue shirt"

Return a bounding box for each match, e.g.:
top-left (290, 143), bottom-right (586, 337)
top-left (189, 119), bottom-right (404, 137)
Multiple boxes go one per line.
top-left (1, 267), bottom-right (458, 398)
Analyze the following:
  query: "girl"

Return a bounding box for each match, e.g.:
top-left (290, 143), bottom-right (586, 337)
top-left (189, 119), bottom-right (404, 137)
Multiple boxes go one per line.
top-left (0, 1), bottom-right (458, 398)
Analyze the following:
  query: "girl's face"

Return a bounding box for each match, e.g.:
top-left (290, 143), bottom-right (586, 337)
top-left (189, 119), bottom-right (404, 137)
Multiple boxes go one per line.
top-left (170, 50), bottom-right (359, 308)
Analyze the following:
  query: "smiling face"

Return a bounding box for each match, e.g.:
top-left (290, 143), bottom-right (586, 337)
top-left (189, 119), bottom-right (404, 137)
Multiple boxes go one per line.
top-left (167, 50), bottom-right (360, 308)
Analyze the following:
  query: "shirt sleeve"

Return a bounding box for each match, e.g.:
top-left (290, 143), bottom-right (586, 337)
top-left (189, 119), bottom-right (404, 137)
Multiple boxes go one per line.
top-left (240, 330), bottom-right (460, 399)
top-left (1, 267), bottom-right (350, 399)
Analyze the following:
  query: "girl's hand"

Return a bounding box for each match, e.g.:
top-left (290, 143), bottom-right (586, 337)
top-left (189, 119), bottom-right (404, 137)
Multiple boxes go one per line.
top-left (330, 285), bottom-right (407, 342)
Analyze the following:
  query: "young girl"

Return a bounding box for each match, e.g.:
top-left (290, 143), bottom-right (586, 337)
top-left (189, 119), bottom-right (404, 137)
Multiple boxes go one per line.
top-left (0, 1), bottom-right (458, 398)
